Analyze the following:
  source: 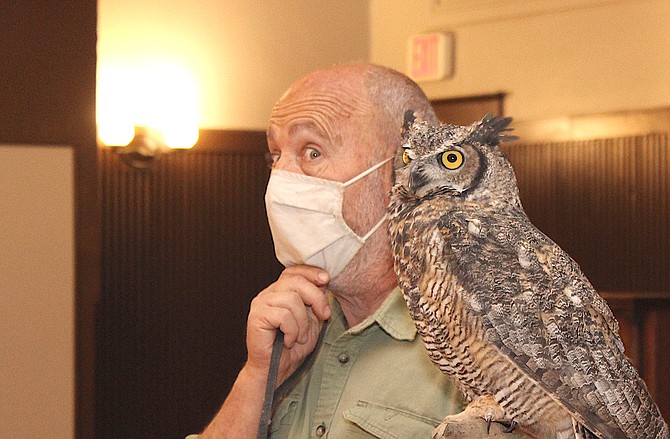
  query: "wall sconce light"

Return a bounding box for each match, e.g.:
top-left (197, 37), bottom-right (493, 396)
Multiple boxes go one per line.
top-left (97, 60), bottom-right (201, 168)
top-left (99, 125), bottom-right (199, 168)
top-left (98, 125), bottom-right (199, 168)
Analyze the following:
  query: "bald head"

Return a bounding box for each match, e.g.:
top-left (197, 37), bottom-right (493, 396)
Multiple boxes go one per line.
top-left (270, 65), bottom-right (374, 154)
top-left (269, 63), bottom-right (436, 163)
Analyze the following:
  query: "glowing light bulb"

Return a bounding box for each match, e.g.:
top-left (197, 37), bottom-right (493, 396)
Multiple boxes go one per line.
top-left (97, 65), bottom-right (136, 146)
top-left (163, 123), bottom-right (199, 149)
top-left (96, 59), bottom-right (201, 149)
top-left (97, 118), bottom-right (135, 147)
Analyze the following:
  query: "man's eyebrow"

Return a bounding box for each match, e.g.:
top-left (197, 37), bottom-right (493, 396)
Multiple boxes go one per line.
top-left (267, 121), bottom-right (320, 142)
top-left (287, 120), bottom-right (327, 138)
top-left (267, 119), bottom-right (333, 146)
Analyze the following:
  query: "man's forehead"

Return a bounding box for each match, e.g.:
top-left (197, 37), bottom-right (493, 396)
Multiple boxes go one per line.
top-left (274, 67), bottom-right (375, 115)
top-left (271, 89), bottom-right (364, 121)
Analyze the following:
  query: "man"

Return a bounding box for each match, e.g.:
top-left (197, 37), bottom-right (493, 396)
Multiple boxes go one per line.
top-left (196, 63), bottom-right (516, 438)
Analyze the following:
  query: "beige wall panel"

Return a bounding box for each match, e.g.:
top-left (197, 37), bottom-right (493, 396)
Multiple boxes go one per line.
top-left (0, 146), bottom-right (75, 439)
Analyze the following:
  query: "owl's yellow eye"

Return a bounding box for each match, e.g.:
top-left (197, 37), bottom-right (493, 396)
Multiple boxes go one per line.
top-left (402, 149), bottom-right (412, 165)
top-left (440, 150), bottom-right (464, 170)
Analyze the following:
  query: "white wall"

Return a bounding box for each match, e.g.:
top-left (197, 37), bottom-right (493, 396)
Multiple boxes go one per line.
top-left (99, 0), bottom-right (670, 130)
top-left (98, 0), bottom-right (370, 131)
top-left (0, 146), bottom-right (75, 438)
top-left (371, 0), bottom-right (670, 122)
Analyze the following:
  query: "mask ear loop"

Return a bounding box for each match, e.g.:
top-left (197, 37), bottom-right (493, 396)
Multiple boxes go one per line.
top-left (343, 156), bottom-right (393, 187)
top-left (361, 213), bottom-right (388, 241)
top-left (345, 156), bottom-right (393, 242)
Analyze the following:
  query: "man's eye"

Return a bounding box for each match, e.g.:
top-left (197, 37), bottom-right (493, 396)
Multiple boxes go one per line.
top-left (306, 148), bottom-right (321, 160)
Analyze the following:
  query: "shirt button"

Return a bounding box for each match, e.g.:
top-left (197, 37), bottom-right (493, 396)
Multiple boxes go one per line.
top-left (315, 423), bottom-right (327, 437)
top-left (338, 352), bottom-right (350, 364)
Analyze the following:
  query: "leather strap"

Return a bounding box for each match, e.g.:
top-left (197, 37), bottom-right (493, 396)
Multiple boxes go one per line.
top-left (257, 329), bottom-right (284, 439)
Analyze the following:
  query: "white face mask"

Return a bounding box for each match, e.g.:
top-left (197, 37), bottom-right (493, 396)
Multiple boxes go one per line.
top-left (264, 157), bottom-right (392, 278)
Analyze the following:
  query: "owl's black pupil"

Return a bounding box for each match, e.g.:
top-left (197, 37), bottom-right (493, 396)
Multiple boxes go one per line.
top-left (447, 153), bottom-right (458, 162)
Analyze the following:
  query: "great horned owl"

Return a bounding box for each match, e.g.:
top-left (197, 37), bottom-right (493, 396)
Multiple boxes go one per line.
top-left (388, 113), bottom-right (669, 439)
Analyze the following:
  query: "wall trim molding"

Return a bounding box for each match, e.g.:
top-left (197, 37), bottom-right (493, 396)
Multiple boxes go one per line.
top-left (510, 106), bottom-right (670, 143)
top-left (430, 0), bottom-right (626, 25)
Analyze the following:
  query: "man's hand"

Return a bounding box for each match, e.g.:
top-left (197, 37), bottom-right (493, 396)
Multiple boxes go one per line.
top-left (244, 265), bottom-right (331, 386)
top-left (199, 265), bottom-right (331, 438)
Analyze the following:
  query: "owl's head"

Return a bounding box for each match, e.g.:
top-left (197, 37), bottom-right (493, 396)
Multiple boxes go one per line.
top-left (393, 112), bottom-right (520, 206)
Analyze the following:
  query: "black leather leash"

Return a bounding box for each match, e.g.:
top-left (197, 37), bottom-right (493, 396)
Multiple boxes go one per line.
top-left (257, 329), bottom-right (284, 439)
top-left (255, 320), bottom-right (329, 438)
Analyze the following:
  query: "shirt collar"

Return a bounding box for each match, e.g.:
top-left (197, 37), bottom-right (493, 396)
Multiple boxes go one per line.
top-left (345, 287), bottom-right (417, 341)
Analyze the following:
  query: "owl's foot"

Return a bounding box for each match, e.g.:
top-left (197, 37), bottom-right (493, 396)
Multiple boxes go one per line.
top-left (432, 394), bottom-right (517, 439)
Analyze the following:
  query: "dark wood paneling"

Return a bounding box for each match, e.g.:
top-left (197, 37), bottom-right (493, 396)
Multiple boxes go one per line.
top-left (97, 133), bottom-right (283, 438)
top-left (433, 93), bottom-right (505, 126)
top-left (643, 300), bottom-right (670, 420)
top-left (0, 2), bottom-right (99, 438)
top-left (0, 1), bottom-right (97, 146)
top-left (601, 295), bottom-right (670, 420)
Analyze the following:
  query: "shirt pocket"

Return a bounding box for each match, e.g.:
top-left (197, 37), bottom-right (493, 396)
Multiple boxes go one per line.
top-left (269, 394), bottom-right (300, 436)
top-left (342, 400), bottom-right (440, 439)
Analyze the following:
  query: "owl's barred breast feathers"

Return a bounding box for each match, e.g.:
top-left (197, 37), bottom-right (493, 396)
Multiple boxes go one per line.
top-left (388, 114), bottom-right (669, 439)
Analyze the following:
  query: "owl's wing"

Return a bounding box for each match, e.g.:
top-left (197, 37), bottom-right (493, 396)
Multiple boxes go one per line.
top-left (439, 208), bottom-right (662, 439)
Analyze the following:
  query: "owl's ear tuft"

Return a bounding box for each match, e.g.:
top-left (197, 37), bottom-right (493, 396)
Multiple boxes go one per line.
top-left (402, 110), bottom-right (417, 140)
top-left (478, 114), bottom-right (519, 145)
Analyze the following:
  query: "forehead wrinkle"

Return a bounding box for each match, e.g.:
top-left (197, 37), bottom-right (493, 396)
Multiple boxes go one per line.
top-left (270, 90), bottom-right (374, 144)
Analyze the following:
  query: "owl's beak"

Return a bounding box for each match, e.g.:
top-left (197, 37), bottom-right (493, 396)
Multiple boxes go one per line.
top-left (408, 165), bottom-right (428, 195)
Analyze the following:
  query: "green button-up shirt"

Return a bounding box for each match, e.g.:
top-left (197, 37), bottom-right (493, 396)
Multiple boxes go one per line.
top-left (268, 287), bottom-right (464, 438)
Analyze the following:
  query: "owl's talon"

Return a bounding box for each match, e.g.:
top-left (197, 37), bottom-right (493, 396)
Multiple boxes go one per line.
top-left (484, 409), bottom-right (494, 434)
top-left (501, 420), bottom-right (517, 433)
